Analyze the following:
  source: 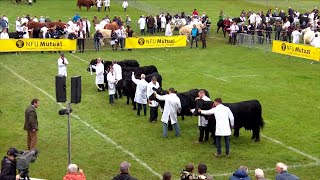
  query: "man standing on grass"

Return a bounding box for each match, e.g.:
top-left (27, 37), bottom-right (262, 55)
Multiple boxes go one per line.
top-left (24, 99), bottom-right (40, 151)
top-left (190, 24), bottom-right (199, 49)
top-left (104, 0), bottom-right (110, 12)
top-left (122, 0), bottom-right (128, 12)
top-left (199, 98), bottom-right (234, 157)
top-left (154, 88), bottom-right (181, 138)
top-left (132, 72), bottom-right (148, 116)
top-left (57, 53), bottom-right (69, 77)
top-left (147, 76), bottom-right (160, 122)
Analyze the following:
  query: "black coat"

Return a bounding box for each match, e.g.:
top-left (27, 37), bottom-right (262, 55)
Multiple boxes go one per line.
top-left (0, 157), bottom-right (17, 180)
top-left (112, 173), bottom-right (137, 180)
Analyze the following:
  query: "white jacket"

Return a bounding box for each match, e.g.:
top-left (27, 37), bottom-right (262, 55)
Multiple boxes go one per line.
top-left (190, 96), bottom-right (211, 127)
top-left (107, 72), bottom-right (117, 95)
top-left (138, 17), bottom-right (146, 30)
top-left (147, 81), bottom-right (159, 107)
top-left (122, 1), bottom-right (128, 8)
top-left (132, 75), bottom-right (148, 104)
top-left (92, 62), bottom-right (104, 85)
top-left (57, 57), bottom-right (68, 76)
top-left (201, 104), bottom-right (234, 136)
top-left (156, 93), bottom-right (181, 124)
top-left (113, 63), bottom-right (122, 80)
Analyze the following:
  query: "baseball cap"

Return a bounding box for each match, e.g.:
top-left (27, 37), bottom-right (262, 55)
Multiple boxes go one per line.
top-left (7, 147), bottom-right (19, 157)
top-left (120, 161), bottom-right (131, 172)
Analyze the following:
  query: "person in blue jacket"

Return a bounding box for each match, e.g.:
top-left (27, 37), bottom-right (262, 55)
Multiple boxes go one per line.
top-left (190, 24), bottom-right (199, 48)
top-left (229, 166), bottom-right (251, 180)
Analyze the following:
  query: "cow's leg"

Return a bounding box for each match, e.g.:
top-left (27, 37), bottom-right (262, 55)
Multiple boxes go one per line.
top-left (181, 115), bottom-right (184, 120)
top-left (126, 95), bottom-right (129, 104)
top-left (233, 127), bottom-right (239, 137)
top-left (253, 127), bottom-right (260, 142)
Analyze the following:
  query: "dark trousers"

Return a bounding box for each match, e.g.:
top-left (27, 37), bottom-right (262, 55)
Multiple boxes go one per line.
top-left (202, 39), bottom-right (207, 49)
top-left (199, 126), bottom-right (209, 142)
top-left (109, 94), bottom-right (114, 104)
top-left (148, 27), bottom-right (154, 34)
top-left (77, 39), bottom-right (85, 52)
top-left (258, 35), bottom-right (264, 44)
top-left (118, 38), bottom-right (124, 50)
top-left (149, 106), bottom-right (158, 121)
top-left (266, 33), bottom-right (271, 43)
top-left (27, 131), bottom-right (37, 150)
top-left (287, 32), bottom-right (292, 43)
top-left (137, 103), bottom-right (146, 116)
top-left (216, 136), bottom-right (230, 155)
top-left (190, 36), bottom-right (198, 48)
top-left (230, 33), bottom-right (237, 45)
top-left (98, 84), bottom-right (105, 91)
top-left (104, 6), bottom-right (110, 11)
top-left (275, 32), bottom-right (281, 40)
top-left (140, 29), bottom-right (145, 35)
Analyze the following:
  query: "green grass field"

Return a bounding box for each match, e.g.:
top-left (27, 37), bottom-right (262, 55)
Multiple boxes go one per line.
top-left (0, 0), bottom-right (320, 179)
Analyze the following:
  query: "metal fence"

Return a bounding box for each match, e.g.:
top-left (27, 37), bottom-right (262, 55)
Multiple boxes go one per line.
top-left (236, 33), bottom-right (274, 52)
top-left (113, 0), bottom-right (181, 16)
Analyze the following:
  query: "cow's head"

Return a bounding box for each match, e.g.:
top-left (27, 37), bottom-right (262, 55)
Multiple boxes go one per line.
top-left (193, 99), bottom-right (214, 116)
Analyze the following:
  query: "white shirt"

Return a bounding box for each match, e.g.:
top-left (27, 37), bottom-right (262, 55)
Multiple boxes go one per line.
top-left (155, 93), bottom-right (181, 124)
top-left (230, 24), bottom-right (239, 34)
top-left (21, 17), bottom-right (28, 25)
top-left (113, 63), bottom-right (122, 81)
top-left (283, 21), bottom-right (290, 30)
top-left (201, 104), bottom-right (234, 136)
top-left (147, 81), bottom-right (159, 107)
top-left (22, 26), bottom-right (29, 38)
top-left (0, 32), bottom-right (9, 39)
top-left (311, 34), bottom-right (320, 48)
top-left (15, 20), bottom-right (21, 32)
top-left (249, 13), bottom-right (256, 23)
top-left (165, 23), bottom-right (172, 36)
top-left (291, 30), bottom-right (302, 44)
top-left (132, 75), bottom-right (148, 104)
top-left (138, 17), bottom-right (146, 30)
top-left (33, 18), bottom-right (38, 22)
top-left (68, 20), bottom-right (73, 26)
top-left (122, 1), bottom-right (128, 8)
top-left (40, 26), bottom-right (48, 38)
top-left (97, 0), bottom-right (102, 7)
top-left (57, 57), bottom-right (69, 76)
top-left (3, 16), bottom-right (9, 28)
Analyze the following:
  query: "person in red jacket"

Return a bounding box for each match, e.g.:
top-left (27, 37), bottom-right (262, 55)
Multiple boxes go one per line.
top-left (192, 9), bottom-right (199, 18)
top-left (63, 164), bottom-right (86, 180)
top-left (223, 17), bottom-right (231, 37)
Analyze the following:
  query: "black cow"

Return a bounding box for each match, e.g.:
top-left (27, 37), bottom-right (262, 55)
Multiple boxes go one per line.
top-left (119, 65), bottom-right (159, 109)
top-left (152, 88), bottom-right (210, 120)
top-left (195, 99), bottom-right (264, 142)
top-left (86, 59), bottom-right (139, 73)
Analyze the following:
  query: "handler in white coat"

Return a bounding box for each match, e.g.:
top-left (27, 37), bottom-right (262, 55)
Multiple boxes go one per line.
top-left (132, 72), bottom-right (148, 116)
top-left (199, 98), bottom-right (234, 157)
top-left (165, 21), bottom-right (172, 36)
top-left (113, 61), bottom-right (122, 98)
top-left (147, 76), bottom-right (160, 122)
top-left (122, 0), bottom-right (128, 12)
top-left (154, 88), bottom-right (181, 138)
top-left (57, 53), bottom-right (69, 77)
top-left (92, 58), bottom-right (105, 92)
top-left (107, 66), bottom-right (117, 105)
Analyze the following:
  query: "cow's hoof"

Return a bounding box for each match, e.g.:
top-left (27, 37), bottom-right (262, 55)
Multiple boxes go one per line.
top-left (254, 139), bottom-right (260, 142)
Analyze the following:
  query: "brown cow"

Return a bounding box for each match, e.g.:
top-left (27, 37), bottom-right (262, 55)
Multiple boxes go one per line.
top-left (104, 21), bottom-right (120, 31)
top-left (77, 0), bottom-right (96, 11)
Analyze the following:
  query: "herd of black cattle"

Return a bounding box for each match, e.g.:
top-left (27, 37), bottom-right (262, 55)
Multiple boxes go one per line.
top-left (87, 59), bottom-right (264, 142)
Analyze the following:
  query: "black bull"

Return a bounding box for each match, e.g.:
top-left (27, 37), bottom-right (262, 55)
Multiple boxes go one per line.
top-left (195, 99), bottom-right (264, 142)
top-left (118, 66), bottom-right (160, 109)
top-left (150, 88), bottom-right (210, 120)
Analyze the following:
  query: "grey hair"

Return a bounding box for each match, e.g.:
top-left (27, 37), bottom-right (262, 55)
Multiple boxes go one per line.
top-left (276, 162), bottom-right (287, 171)
top-left (239, 166), bottom-right (249, 173)
top-left (67, 164), bottom-right (78, 173)
top-left (141, 74), bottom-right (146, 79)
top-left (255, 168), bottom-right (264, 178)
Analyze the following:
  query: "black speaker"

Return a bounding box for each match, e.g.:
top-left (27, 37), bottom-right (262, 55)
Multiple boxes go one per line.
top-left (55, 76), bottom-right (67, 103)
top-left (71, 76), bottom-right (81, 104)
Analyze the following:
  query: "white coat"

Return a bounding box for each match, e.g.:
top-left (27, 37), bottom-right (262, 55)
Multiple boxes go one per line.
top-left (165, 23), bottom-right (172, 36)
top-left (190, 96), bottom-right (211, 127)
top-left (155, 93), bottom-right (181, 124)
top-left (291, 30), bottom-right (302, 44)
top-left (132, 75), bottom-right (148, 104)
top-left (97, 0), bottom-right (102, 7)
top-left (201, 104), bottom-right (234, 136)
top-left (92, 62), bottom-right (104, 85)
top-left (122, 1), bottom-right (128, 8)
top-left (57, 57), bottom-right (68, 76)
top-left (113, 63), bottom-right (122, 81)
top-left (147, 81), bottom-right (159, 107)
top-left (107, 72), bottom-right (117, 95)
top-left (22, 26), bottom-right (29, 39)
top-left (104, 0), bottom-right (110, 6)
top-left (138, 17), bottom-right (146, 30)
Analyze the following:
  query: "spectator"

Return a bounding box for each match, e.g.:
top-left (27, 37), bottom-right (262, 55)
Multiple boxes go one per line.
top-left (93, 29), bottom-right (103, 51)
top-left (2, 15), bottom-right (9, 32)
top-left (113, 161), bottom-right (137, 180)
top-left (21, 22), bottom-right (30, 39)
top-left (165, 21), bottom-right (172, 36)
top-left (192, 9), bottom-right (199, 18)
top-left (256, 23), bottom-right (264, 44)
top-left (274, 22), bottom-right (282, 40)
top-left (28, 0), bottom-right (32, 6)
top-left (1, 17), bottom-right (8, 32)
top-left (0, 29), bottom-right (9, 39)
top-left (163, 172), bottom-right (172, 180)
top-left (110, 29), bottom-right (118, 51)
top-left (147, 15), bottom-right (155, 34)
top-left (45, 16), bottom-right (51, 23)
top-left (126, 26), bottom-right (136, 51)
top-left (229, 21), bottom-right (239, 45)
top-left (254, 168), bottom-right (266, 180)
top-left (291, 27), bottom-right (302, 44)
top-left (275, 162), bottom-right (300, 180)
top-left (199, 98), bottom-right (234, 157)
top-left (125, 15), bottom-right (131, 26)
top-left (160, 13), bottom-right (166, 32)
top-left (63, 164), bottom-right (86, 180)
top-left (190, 24), bottom-right (199, 48)
top-left (24, 99), bottom-right (40, 150)
top-left (96, 0), bottom-right (102, 11)
top-left (104, 0), bottom-right (110, 11)
top-left (39, 16), bottom-right (45, 23)
top-left (180, 163), bottom-right (197, 180)
top-left (0, 148), bottom-right (20, 180)
top-left (197, 163), bottom-right (213, 180)
top-left (33, 16), bottom-right (38, 22)
top-left (72, 14), bottom-right (81, 22)
top-left (265, 22), bottom-right (272, 44)
top-left (205, 18), bottom-right (211, 35)
top-left (229, 166), bottom-right (251, 180)
top-left (77, 28), bottom-right (86, 53)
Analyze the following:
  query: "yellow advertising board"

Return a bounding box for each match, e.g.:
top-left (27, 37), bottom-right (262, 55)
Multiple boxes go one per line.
top-left (125, 36), bottom-right (187, 49)
top-left (272, 40), bottom-right (320, 61)
top-left (0, 39), bottom-right (77, 52)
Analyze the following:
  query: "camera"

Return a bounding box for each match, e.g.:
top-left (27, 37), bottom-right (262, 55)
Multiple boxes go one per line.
top-left (16, 150), bottom-right (39, 180)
